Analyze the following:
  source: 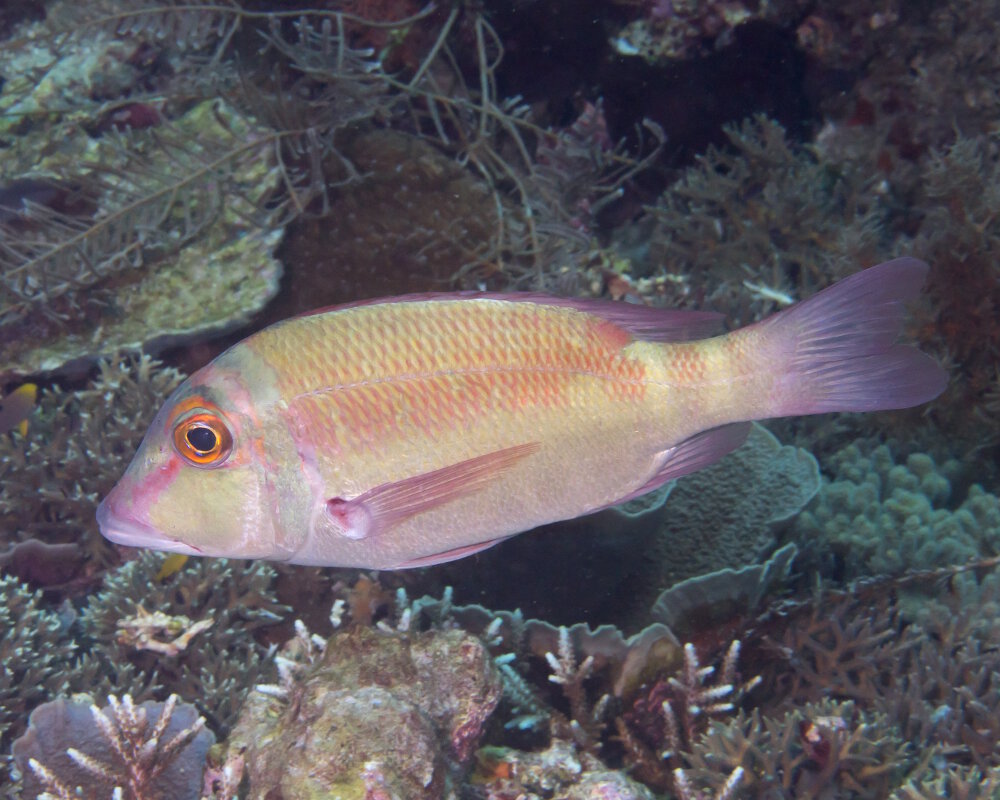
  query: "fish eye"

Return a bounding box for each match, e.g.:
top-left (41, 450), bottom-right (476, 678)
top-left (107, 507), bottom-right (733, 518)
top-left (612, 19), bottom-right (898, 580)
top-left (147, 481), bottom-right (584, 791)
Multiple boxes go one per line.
top-left (172, 412), bottom-right (233, 467)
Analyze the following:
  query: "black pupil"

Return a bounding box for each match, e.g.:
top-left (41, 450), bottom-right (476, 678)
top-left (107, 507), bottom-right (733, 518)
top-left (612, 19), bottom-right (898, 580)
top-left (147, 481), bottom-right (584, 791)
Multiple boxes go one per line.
top-left (186, 425), bottom-right (217, 453)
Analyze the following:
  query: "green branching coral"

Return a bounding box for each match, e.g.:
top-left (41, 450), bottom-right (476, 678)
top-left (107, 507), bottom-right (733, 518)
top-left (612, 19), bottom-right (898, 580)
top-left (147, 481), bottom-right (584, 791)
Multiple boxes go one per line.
top-left (0, 575), bottom-right (76, 758)
top-left (793, 441), bottom-right (1000, 578)
top-left (0, 355), bottom-right (183, 569)
top-left (75, 551), bottom-right (287, 735)
top-left (648, 115), bottom-right (889, 325)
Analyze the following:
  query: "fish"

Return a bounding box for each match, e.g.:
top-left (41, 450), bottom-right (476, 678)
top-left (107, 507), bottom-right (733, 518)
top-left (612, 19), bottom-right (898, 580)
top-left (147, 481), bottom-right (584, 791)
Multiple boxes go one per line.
top-left (154, 553), bottom-right (190, 581)
top-left (97, 258), bottom-right (947, 569)
top-left (0, 383), bottom-right (37, 436)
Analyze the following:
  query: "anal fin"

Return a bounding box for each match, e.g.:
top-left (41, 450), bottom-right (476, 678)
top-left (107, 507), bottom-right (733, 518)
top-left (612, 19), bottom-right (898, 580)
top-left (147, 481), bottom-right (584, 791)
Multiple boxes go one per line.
top-left (615, 422), bottom-right (751, 505)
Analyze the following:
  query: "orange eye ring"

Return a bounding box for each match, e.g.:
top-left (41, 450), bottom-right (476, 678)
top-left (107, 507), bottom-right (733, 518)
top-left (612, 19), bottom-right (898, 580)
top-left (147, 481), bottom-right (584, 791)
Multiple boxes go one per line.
top-left (172, 412), bottom-right (233, 467)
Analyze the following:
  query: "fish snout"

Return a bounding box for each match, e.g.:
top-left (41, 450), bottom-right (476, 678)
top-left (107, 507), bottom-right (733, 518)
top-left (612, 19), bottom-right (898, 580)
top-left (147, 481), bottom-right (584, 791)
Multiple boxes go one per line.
top-left (96, 491), bottom-right (203, 555)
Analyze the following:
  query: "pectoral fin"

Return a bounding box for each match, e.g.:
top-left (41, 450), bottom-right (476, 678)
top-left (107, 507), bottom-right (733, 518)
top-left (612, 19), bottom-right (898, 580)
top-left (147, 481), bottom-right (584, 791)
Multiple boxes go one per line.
top-left (325, 442), bottom-right (541, 540)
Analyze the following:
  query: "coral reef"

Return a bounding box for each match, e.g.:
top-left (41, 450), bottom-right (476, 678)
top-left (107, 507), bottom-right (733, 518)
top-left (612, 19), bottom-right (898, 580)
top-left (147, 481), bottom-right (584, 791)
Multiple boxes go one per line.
top-left (229, 621), bottom-right (502, 799)
top-left (74, 551), bottom-right (287, 735)
top-left (641, 423), bottom-right (818, 589)
top-left (0, 355), bottom-right (184, 572)
top-left (610, 0), bottom-right (801, 63)
top-left (646, 115), bottom-right (889, 326)
top-left (793, 440), bottom-right (1000, 579)
top-left (1, 1), bottom-right (999, 798)
top-left (0, 576), bottom-right (76, 758)
top-left (12, 694), bottom-right (214, 800)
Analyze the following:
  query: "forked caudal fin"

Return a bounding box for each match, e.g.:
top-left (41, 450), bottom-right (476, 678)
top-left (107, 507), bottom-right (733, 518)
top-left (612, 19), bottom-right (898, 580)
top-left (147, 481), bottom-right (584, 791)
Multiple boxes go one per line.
top-left (758, 257), bottom-right (948, 416)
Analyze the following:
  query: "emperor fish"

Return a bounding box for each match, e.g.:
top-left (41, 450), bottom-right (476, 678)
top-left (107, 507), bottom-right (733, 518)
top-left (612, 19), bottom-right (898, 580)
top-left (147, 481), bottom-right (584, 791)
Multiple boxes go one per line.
top-left (97, 258), bottom-right (947, 568)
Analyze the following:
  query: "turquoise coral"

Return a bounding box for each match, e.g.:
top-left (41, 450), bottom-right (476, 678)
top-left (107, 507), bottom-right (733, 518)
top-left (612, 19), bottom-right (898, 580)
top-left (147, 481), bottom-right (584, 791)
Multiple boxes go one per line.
top-left (795, 442), bottom-right (1000, 578)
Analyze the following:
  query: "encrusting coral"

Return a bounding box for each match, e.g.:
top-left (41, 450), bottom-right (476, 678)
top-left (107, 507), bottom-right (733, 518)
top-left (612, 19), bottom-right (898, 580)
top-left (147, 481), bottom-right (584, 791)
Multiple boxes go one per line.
top-left (229, 618), bottom-right (502, 800)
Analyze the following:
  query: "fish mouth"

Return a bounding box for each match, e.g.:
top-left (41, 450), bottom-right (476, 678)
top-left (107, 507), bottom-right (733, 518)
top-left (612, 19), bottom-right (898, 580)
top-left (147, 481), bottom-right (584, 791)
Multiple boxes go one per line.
top-left (96, 496), bottom-right (204, 556)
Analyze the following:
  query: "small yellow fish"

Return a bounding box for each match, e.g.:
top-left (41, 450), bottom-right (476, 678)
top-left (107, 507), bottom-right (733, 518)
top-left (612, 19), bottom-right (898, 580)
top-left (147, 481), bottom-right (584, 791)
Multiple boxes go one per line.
top-left (0, 383), bottom-right (37, 437)
top-left (97, 258), bottom-right (946, 569)
top-left (155, 553), bottom-right (189, 581)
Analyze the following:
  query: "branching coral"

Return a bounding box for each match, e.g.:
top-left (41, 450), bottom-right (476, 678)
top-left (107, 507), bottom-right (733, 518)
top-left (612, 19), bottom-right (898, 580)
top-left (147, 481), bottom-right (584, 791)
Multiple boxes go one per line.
top-left (793, 440), bottom-right (1000, 579)
top-left (757, 569), bottom-right (1000, 775)
top-left (0, 576), bottom-right (76, 759)
top-left (683, 700), bottom-right (911, 799)
top-left (75, 551), bottom-right (287, 735)
top-left (647, 115), bottom-right (889, 325)
top-left (12, 693), bottom-right (214, 800)
top-left (0, 355), bottom-right (183, 570)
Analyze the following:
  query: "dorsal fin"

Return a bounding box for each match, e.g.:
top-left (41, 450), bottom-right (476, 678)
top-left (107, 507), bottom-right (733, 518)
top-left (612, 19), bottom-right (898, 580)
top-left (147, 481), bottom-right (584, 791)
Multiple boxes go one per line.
top-left (298, 293), bottom-right (725, 343)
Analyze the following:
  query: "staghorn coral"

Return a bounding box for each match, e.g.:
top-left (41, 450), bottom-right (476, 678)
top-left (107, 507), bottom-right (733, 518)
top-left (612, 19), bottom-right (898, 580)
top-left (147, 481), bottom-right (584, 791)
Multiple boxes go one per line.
top-left (647, 115), bottom-right (889, 326)
top-left (0, 576), bottom-right (76, 759)
top-left (12, 693), bottom-right (214, 800)
top-left (682, 700), bottom-right (911, 799)
top-left (758, 570), bottom-right (1000, 773)
top-left (618, 639), bottom-right (759, 793)
top-left (230, 621), bottom-right (502, 800)
top-left (0, 355), bottom-right (183, 570)
top-left (793, 440), bottom-right (1000, 579)
top-left (892, 765), bottom-right (1000, 800)
top-left (75, 551), bottom-right (287, 736)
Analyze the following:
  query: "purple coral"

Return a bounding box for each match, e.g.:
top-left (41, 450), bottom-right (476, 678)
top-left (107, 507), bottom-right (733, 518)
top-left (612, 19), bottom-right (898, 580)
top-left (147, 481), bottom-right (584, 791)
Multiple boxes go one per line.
top-left (12, 693), bottom-right (214, 800)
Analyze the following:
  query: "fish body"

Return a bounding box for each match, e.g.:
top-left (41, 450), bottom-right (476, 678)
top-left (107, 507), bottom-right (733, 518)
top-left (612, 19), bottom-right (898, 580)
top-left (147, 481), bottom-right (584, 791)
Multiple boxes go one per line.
top-left (97, 258), bottom-right (947, 568)
top-left (0, 383), bottom-right (37, 436)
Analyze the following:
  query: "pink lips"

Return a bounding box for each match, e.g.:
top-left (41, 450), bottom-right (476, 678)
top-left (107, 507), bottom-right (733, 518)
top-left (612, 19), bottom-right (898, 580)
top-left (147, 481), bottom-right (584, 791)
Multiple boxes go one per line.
top-left (96, 493), bottom-right (203, 555)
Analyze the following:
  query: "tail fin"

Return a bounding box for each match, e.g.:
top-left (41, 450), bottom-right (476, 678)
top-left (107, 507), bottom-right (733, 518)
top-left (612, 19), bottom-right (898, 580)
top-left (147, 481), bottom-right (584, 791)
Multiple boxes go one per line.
top-left (760, 258), bottom-right (947, 415)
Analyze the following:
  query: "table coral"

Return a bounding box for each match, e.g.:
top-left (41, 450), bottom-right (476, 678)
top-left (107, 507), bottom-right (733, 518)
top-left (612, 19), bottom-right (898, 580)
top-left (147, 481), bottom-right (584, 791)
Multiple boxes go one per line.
top-left (230, 625), bottom-right (502, 800)
top-left (793, 441), bottom-right (1000, 578)
top-left (0, 98), bottom-right (285, 376)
